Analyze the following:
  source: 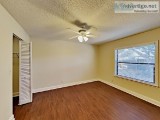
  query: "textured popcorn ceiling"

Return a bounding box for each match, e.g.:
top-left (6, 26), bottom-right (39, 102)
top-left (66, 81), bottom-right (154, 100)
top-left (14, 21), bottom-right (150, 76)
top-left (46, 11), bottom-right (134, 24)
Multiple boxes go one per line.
top-left (0, 0), bottom-right (160, 44)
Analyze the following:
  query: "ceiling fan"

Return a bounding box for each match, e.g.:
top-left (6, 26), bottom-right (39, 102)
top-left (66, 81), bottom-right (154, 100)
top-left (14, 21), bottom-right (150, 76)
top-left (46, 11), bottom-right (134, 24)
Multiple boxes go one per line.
top-left (68, 28), bottom-right (96, 42)
top-left (67, 21), bottom-right (97, 42)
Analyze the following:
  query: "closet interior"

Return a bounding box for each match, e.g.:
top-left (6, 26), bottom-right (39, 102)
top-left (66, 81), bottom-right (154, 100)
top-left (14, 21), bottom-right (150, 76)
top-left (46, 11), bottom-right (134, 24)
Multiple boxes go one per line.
top-left (13, 36), bottom-right (19, 108)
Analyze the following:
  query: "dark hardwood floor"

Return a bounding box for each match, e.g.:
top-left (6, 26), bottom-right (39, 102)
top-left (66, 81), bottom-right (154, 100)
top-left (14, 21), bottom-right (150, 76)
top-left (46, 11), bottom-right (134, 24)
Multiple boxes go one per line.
top-left (13, 81), bottom-right (160, 120)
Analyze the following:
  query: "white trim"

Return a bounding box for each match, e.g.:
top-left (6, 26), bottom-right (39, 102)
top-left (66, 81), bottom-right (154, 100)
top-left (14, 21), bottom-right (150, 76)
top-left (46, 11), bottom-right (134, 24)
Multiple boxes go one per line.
top-left (19, 40), bottom-right (22, 105)
top-left (33, 79), bottom-right (98, 93)
top-left (30, 42), bottom-right (33, 102)
top-left (9, 114), bottom-right (15, 120)
top-left (13, 92), bottom-right (19, 97)
top-left (99, 79), bottom-right (160, 107)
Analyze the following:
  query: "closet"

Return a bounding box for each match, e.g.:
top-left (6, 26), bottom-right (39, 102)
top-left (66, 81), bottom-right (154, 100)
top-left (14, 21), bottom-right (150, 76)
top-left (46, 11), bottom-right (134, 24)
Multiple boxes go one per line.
top-left (13, 35), bottom-right (32, 109)
top-left (13, 36), bottom-right (19, 106)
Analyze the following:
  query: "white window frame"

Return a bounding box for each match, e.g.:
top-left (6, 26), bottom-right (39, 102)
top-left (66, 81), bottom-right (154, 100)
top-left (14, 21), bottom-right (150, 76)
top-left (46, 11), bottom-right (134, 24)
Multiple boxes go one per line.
top-left (114, 42), bottom-right (159, 87)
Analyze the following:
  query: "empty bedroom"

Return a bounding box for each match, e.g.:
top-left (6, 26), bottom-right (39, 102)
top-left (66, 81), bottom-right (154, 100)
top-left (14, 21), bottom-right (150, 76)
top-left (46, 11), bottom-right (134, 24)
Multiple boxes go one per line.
top-left (0, 0), bottom-right (160, 120)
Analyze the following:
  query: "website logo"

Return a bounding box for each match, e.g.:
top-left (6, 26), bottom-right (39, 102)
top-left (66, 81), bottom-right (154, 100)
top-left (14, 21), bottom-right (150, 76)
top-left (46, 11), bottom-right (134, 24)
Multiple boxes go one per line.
top-left (115, 1), bottom-right (159, 13)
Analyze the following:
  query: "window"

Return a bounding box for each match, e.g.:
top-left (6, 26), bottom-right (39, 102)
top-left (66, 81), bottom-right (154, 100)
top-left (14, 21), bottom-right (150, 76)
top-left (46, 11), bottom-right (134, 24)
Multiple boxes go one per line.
top-left (115, 43), bottom-right (157, 85)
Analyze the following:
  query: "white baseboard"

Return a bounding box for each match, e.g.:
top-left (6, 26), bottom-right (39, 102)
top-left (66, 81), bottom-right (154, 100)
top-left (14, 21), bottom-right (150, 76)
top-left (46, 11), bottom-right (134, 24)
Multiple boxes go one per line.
top-left (99, 79), bottom-right (160, 107)
top-left (33, 79), bottom-right (98, 93)
top-left (13, 92), bottom-right (19, 97)
top-left (9, 114), bottom-right (15, 120)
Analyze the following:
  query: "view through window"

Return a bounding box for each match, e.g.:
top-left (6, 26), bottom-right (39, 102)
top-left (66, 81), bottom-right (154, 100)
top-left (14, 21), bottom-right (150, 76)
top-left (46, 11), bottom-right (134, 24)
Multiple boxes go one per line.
top-left (115, 43), bottom-right (156, 84)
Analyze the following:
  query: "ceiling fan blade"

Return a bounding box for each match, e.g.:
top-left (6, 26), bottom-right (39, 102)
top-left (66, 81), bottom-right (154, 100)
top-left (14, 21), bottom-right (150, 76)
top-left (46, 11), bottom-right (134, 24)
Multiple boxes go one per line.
top-left (86, 31), bottom-right (90, 35)
top-left (86, 34), bottom-right (96, 38)
top-left (67, 28), bottom-right (80, 35)
top-left (69, 36), bottom-right (79, 40)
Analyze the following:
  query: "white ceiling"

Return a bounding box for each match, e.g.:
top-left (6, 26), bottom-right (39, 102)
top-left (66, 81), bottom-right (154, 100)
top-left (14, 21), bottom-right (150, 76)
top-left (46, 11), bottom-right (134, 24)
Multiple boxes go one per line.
top-left (0, 0), bottom-right (160, 44)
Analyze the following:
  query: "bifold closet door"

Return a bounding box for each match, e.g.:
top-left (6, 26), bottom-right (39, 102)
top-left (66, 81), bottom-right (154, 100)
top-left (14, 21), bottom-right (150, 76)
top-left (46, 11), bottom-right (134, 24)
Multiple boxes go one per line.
top-left (19, 41), bottom-right (32, 105)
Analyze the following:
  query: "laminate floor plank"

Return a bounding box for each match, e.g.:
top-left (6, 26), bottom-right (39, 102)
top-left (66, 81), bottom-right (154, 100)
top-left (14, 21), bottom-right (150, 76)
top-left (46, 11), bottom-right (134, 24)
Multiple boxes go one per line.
top-left (13, 81), bottom-right (160, 120)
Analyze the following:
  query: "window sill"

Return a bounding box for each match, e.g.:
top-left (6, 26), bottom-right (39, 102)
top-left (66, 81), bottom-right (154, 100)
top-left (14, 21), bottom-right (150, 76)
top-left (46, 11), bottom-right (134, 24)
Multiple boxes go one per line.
top-left (114, 75), bottom-right (158, 87)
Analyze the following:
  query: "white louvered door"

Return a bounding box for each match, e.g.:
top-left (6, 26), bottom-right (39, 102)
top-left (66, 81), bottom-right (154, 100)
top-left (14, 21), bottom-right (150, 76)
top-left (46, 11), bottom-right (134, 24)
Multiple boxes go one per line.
top-left (19, 41), bottom-right (32, 105)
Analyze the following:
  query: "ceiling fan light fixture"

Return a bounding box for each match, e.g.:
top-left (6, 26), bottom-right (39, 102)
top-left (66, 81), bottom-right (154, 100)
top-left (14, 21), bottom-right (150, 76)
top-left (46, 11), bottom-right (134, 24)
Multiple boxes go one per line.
top-left (68, 28), bottom-right (95, 42)
top-left (78, 36), bottom-right (83, 42)
top-left (83, 36), bottom-right (88, 41)
top-left (78, 36), bottom-right (88, 42)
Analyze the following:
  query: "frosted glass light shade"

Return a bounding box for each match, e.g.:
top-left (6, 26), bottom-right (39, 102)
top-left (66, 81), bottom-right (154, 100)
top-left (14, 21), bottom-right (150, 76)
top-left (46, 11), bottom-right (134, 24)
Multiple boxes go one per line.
top-left (78, 36), bottom-right (83, 42)
top-left (83, 37), bottom-right (88, 41)
top-left (78, 36), bottom-right (88, 42)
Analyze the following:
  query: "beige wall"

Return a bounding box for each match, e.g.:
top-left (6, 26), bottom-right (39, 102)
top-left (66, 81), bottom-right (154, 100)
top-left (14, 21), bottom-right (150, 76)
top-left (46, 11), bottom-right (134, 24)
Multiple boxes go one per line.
top-left (98, 28), bottom-right (160, 103)
top-left (32, 39), bottom-right (98, 89)
top-left (0, 4), bottom-right (29, 120)
top-left (13, 37), bottom-right (19, 96)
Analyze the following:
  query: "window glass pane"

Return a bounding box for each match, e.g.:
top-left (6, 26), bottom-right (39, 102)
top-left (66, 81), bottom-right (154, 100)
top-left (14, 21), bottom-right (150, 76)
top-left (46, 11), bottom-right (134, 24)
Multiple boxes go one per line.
top-left (115, 43), bottom-right (156, 84)
top-left (118, 44), bottom-right (155, 64)
top-left (118, 63), bottom-right (154, 83)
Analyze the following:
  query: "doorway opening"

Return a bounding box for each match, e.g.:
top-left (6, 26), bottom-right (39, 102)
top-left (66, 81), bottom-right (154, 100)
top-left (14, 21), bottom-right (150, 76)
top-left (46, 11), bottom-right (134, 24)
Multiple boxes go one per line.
top-left (12, 34), bottom-right (32, 115)
top-left (12, 35), bottom-right (20, 112)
